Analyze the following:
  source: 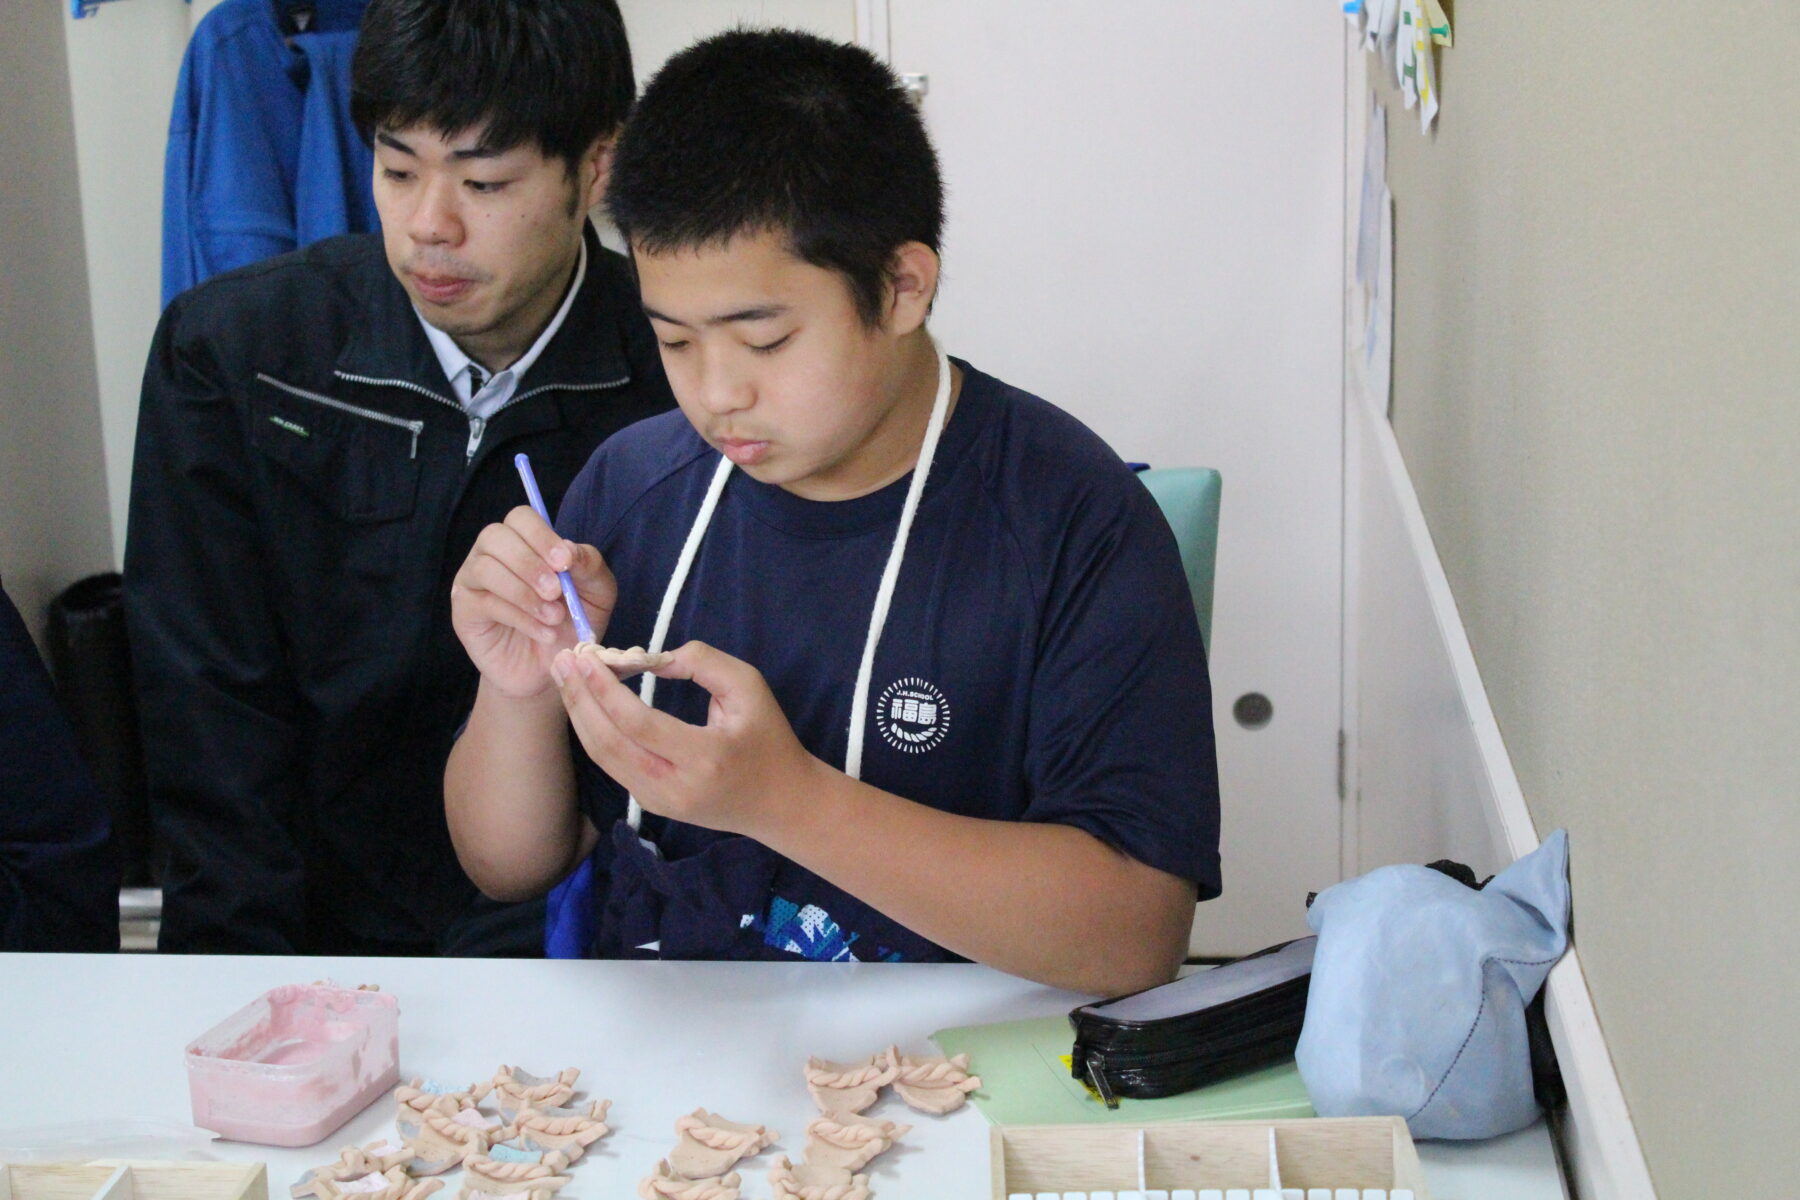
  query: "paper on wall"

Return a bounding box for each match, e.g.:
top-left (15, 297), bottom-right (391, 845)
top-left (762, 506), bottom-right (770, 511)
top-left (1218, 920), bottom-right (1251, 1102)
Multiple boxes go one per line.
top-left (1363, 0), bottom-right (1400, 61)
top-left (1364, 187), bottom-right (1395, 418)
top-left (1397, 0), bottom-right (1440, 132)
top-left (1424, 0), bottom-right (1453, 46)
top-left (1355, 98), bottom-right (1387, 297)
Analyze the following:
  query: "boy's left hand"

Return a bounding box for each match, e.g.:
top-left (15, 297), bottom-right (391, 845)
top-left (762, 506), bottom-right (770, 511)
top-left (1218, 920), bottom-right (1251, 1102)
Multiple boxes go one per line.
top-left (551, 640), bottom-right (823, 837)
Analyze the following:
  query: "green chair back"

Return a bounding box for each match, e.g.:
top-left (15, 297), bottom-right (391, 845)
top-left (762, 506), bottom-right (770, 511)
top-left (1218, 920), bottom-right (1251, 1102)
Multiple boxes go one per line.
top-left (1137, 467), bottom-right (1222, 653)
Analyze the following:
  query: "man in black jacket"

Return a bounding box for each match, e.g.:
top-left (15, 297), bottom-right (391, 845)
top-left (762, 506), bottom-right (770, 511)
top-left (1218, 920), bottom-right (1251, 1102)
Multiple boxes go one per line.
top-left (124, 0), bottom-right (673, 955)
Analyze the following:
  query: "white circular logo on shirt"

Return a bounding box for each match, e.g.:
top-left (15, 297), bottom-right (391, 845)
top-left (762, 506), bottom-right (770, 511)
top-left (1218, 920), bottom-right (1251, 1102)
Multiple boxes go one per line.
top-left (876, 677), bottom-right (951, 753)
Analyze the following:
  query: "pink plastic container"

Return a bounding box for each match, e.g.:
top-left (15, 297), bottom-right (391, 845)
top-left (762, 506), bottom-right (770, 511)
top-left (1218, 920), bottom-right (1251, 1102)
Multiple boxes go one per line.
top-left (184, 982), bottom-right (400, 1146)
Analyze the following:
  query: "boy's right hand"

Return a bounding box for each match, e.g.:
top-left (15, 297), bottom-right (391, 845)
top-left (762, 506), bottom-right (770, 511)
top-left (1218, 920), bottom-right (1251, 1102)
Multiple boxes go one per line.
top-left (450, 506), bottom-right (616, 699)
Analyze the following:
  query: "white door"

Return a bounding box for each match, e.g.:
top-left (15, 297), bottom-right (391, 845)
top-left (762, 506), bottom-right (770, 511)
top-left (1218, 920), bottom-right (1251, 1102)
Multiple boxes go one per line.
top-left (878, 1), bottom-right (1347, 954)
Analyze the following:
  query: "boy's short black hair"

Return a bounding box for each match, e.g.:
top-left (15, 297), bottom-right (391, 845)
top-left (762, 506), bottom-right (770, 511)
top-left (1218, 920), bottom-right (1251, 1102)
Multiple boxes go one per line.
top-left (608, 28), bottom-right (945, 327)
top-left (351, 0), bottom-right (634, 173)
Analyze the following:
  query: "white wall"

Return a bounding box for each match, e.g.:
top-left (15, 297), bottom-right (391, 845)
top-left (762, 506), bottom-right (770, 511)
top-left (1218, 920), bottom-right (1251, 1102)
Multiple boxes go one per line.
top-left (60, 0), bottom-right (194, 565)
top-left (0, 0), bottom-right (116, 648)
top-left (1369, 2), bottom-right (1800, 1193)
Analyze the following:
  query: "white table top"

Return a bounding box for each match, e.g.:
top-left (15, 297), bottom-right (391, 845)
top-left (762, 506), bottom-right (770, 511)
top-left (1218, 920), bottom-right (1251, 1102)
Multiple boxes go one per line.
top-left (0, 955), bottom-right (1564, 1200)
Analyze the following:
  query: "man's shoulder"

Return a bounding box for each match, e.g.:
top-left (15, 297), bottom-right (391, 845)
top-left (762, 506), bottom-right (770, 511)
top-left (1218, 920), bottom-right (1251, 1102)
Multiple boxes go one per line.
top-left (168, 234), bottom-right (390, 329)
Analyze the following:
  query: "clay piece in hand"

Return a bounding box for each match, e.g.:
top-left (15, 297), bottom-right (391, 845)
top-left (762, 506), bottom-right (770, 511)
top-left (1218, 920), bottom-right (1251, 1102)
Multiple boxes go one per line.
top-left (804, 1047), bottom-right (899, 1115)
top-left (574, 642), bottom-right (675, 677)
top-left (636, 1161), bottom-right (743, 1200)
top-left (491, 1066), bottom-right (582, 1120)
top-left (508, 1102), bottom-right (613, 1163)
top-left (801, 1111), bottom-right (911, 1173)
top-left (454, 1152), bottom-right (574, 1198)
top-left (396, 1106), bottom-right (506, 1174)
top-left (891, 1051), bottom-right (981, 1115)
top-left (767, 1155), bottom-right (872, 1200)
top-left (396, 1077), bottom-right (493, 1112)
top-left (308, 1168), bottom-right (444, 1200)
top-left (666, 1108), bottom-right (780, 1179)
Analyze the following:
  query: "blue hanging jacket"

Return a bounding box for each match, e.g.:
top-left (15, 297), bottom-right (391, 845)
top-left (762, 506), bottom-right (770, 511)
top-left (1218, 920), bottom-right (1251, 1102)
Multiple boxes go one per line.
top-left (162, 0), bottom-right (372, 307)
top-left (294, 30), bottom-right (378, 247)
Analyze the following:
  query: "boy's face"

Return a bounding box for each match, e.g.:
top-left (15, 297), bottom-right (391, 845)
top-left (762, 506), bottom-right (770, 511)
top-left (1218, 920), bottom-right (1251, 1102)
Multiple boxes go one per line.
top-left (635, 229), bottom-right (933, 502)
top-left (372, 122), bottom-right (607, 368)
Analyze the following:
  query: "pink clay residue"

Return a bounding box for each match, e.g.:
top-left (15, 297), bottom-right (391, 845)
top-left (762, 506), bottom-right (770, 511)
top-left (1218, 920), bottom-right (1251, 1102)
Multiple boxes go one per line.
top-left (187, 983), bottom-right (400, 1146)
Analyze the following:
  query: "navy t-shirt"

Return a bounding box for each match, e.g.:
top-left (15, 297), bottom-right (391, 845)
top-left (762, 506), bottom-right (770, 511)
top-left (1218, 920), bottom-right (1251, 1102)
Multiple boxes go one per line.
top-left (556, 359), bottom-right (1220, 961)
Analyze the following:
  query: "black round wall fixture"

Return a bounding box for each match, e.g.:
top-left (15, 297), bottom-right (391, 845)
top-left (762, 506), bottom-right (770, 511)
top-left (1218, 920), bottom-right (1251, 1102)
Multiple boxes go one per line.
top-left (1233, 692), bottom-right (1274, 730)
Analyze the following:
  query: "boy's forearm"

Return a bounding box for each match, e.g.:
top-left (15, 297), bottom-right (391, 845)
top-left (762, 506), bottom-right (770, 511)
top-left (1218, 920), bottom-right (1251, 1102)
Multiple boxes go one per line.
top-left (445, 679), bottom-right (589, 901)
top-left (757, 763), bottom-right (1196, 996)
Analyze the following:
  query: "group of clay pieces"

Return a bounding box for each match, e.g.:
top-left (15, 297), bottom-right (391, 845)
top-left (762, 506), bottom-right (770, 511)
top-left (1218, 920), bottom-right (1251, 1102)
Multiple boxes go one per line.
top-left (635, 1047), bottom-right (978, 1200)
top-left (806, 1046), bottom-right (981, 1118)
top-left (291, 1065), bottom-right (608, 1200)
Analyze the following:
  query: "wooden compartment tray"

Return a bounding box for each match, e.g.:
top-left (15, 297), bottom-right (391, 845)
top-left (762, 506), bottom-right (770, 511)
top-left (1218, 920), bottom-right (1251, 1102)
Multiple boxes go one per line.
top-left (0, 1161), bottom-right (267, 1200)
top-left (991, 1116), bottom-right (1430, 1199)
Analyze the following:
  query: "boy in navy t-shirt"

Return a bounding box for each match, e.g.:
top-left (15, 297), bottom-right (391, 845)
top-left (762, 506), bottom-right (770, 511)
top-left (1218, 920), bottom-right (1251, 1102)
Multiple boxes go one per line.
top-left (446, 29), bottom-right (1220, 994)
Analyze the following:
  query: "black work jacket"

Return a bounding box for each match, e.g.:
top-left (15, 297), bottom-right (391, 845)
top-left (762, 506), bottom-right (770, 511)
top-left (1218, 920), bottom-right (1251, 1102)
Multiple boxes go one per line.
top-left (123, 228), bottom-right (674, 953)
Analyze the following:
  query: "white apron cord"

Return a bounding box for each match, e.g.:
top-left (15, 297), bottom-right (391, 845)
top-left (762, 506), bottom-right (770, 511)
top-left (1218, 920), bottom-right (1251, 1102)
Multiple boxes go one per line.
top-left (626, 453), bottom-right (735, 831)
top-left (624, 337), bottom-right (953, 831)
top-left (843, 341), bottom-right (953, 781)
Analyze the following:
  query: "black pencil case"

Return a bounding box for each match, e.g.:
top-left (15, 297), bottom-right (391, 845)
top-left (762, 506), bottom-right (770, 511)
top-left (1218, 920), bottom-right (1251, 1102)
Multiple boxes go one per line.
top-left (1067, 935), bottom-right (1317, 1107)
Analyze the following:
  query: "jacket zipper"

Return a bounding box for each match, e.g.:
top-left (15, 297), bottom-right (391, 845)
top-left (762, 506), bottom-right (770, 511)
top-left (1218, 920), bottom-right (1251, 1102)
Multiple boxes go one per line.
top-left (336, 371), bottom-right (630, 464)
top-left (256, 373), bottom-right (424, 458)
top-left (465, 374), bottom-right (631, 462)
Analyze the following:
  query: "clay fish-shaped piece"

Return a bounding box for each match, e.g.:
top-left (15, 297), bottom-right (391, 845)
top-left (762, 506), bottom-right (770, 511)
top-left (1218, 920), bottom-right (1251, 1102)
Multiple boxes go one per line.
top-left (767, 1155), bottom-right (871, 1200)
top-left (308, 1167), bottom-right (444, 1200)
top-left (484, 1142), bottom-right (568, 1169)
top-left (508, 1102), bottom-right (613, 1162)
top-left (802, 1111), bottom-right (911, 1173)
top-left (293, 1147), bottom-right (393, 1198)
top-left (357, 1140), bottom-right (418, 1173)
top-left (804, 1047), bottom-right (899, 1115)
top-left (574, 642), bottom-right (675, 677)
top-left (396, 1077), bottom-right (494, 1112)
top-left (667, 1108), bottom-right (780, 1179)
top-left (891, 1051), bottom-right (981, 1115)
top-left (491, 1065), bottom-right (582, 1120)
top-left (395, 1090), bottom-right (488, 1134)
top-left (397, 1105), bottom-right (507, 1174)
top-left (636, 1161), bottom-right (743, 1200)
top-left (455, 1152), bottom-right (574, 1198)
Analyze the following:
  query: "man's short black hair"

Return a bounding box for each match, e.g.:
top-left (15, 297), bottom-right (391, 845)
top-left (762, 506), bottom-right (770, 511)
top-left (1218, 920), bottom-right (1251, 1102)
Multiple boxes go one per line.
top-left (351, 0), bottom-right (634, 173)
top-left (608, 28), bottom-right (945, 327)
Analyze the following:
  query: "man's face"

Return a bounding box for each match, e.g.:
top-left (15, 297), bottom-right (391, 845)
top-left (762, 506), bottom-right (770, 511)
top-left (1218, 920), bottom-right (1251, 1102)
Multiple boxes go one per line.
top-left (372, 122), bottom-right (602, 367)
top-left (636, 229), bottom-right (931, 502)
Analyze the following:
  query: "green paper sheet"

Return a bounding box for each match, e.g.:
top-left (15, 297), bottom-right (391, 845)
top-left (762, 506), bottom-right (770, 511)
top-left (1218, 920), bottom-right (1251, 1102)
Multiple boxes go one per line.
top-left (932, 1015), bottom-right (1314, 1127)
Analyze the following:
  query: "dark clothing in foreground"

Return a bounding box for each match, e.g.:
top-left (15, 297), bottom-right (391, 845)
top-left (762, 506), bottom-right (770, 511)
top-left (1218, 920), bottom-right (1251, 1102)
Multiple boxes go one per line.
top-left (0, 585), bottom-right (120, 952)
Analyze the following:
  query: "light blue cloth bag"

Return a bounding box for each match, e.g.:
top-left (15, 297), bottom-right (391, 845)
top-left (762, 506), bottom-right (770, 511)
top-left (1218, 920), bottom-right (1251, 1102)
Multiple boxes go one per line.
top-left (1295, 829), bottom-right (1571, 1139)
